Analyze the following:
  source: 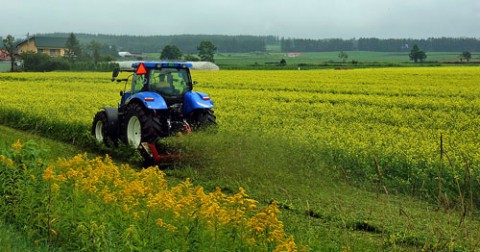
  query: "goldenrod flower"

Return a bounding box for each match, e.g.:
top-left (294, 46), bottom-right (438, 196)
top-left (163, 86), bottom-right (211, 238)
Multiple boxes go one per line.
top-left (54, 174), bottom-right (67, 183)
top-left (156, 218), bottom-right (177, 232)
top-left (11, 139), bottom-right (23, 150)
top-left (274, 236), bottom-right (298, 252)
top-left (42, 165), bottom-right (55, 181)
top-left (22, 151), bottom-right (297, 249)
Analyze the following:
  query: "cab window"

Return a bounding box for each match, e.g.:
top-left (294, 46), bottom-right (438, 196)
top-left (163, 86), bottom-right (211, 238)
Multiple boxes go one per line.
top-left (149, 68), bottom-right (190, 96)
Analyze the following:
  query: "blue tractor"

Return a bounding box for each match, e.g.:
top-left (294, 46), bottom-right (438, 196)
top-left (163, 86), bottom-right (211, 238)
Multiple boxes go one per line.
top-left (91, 62), bottom-right (216, 160)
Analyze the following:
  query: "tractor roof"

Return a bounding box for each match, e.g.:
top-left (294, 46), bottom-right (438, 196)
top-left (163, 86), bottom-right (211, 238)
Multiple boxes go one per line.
top-left (131, 62), bottom-right (193, 69)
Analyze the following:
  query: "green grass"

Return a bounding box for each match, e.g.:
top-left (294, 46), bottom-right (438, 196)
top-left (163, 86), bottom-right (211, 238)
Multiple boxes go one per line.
top-left (265, 44), bottom-right (281, 52)
top-left (142, 51), bottom-right (479, 70)
top-left (215, 51), bottom-right (480, 67)
top-left (0, 125), bottom-right (80, 160)
top-left (0, 61), bottom-right (10, 72)
top-left (0, 220), bottom-right (49, 252)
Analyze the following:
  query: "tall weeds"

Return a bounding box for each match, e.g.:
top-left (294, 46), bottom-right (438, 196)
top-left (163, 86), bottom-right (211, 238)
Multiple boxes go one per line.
top-left (0, 140), bottom-right (298, 251)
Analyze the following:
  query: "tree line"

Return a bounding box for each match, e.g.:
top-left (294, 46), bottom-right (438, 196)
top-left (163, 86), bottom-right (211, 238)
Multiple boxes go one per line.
top-left (42, 33), bottom-right (273, 54)
top-left (19, 33), bottom-right (480, 53)
top-left (281, 37), bottom-right (480, 52)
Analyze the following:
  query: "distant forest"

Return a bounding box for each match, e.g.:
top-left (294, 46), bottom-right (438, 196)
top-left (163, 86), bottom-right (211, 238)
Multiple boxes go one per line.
top-left (33, 33), bottom-right (480, 53)
top-left (281, 37), bottom-right (480, 52)
top-left (39, 33), bottom-right (275, 54)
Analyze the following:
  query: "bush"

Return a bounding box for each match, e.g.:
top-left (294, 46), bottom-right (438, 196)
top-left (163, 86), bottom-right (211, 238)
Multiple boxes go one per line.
top-left (19, 52), bottom-right (117, 72)
top-left (20, 52), bottom-right (70, 72)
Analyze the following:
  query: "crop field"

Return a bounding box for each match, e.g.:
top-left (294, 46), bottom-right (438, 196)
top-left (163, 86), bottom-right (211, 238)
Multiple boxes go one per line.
top-left (1, 67), bottom-right (480, 250)
top-left (198, 67), bottom-right (480, 197)
top-left (1, 68), bottom-right (479, 190)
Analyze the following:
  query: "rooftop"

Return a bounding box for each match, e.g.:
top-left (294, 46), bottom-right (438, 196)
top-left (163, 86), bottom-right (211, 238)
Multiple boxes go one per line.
top-left (18, 36), bottom-right (68, 48)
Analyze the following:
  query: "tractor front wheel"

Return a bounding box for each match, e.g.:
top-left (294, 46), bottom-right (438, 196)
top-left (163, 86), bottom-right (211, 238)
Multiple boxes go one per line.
top-left (122, 103), bottom-right (163, 148)
top-left (91, 111), bottom-right (117, 146)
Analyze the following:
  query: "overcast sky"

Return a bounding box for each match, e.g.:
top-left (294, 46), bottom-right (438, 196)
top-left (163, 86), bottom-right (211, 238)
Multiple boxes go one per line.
top-left (3, 0), bottom-right (480, 39)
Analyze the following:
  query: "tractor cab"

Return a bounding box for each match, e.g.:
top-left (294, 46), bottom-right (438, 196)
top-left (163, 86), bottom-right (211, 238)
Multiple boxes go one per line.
top-left (117, 62), bottom-right (194, 107)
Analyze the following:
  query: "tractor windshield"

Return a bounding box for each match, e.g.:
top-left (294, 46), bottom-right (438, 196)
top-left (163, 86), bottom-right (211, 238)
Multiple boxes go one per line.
top-left (148, 68), bottom-right (191, 97)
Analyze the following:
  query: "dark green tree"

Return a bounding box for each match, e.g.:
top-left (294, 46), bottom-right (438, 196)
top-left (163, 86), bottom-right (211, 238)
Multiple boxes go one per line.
top-left (65, 32), bottom-right (82, 62)
top-left (409, 44), bottom-right (427, 63)
top-left (460, 51), bottom-right (472, 62)
top-left (160, 45), bottom-right (183, 60)
top-left (2, 35), bottom-right (17, 72)
top-left (197, 41), bottom-right (217, 62)
top-left (87, 40), bottom-right (103, 65)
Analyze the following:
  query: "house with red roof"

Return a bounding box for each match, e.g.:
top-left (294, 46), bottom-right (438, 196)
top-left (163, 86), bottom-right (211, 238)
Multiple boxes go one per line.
top-left (0, 50), bottom-right (11, 61)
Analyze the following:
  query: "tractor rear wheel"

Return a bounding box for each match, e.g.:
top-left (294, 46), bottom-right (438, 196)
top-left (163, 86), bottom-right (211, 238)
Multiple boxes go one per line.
top-left (189, 109), bottom-right (217, 131)
top-left (122, 103), bottom-right (164, 148)
top-left (91, 111), bottom-right (117, 146)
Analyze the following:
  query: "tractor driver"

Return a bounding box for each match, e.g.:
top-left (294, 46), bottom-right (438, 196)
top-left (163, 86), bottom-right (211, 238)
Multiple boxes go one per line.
top-left (133, 74), bottom-right (145, 94)
top-left (148, 70), bottom-right (169, 94)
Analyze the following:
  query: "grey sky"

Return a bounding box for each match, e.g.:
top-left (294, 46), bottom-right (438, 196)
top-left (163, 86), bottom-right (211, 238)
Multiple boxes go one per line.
top-left (3, 0), bottom-right (480, 39)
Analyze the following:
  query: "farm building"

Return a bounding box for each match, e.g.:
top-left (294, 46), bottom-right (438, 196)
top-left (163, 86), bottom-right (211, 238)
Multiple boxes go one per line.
top-left (0, 50), bottom-right (11, 61)
top-left (17, 36), bottom-right (68, 57)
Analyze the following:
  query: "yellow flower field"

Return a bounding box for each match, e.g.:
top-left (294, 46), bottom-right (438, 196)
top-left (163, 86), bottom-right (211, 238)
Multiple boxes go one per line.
top-left (0, 67), bottom-right (479, 196)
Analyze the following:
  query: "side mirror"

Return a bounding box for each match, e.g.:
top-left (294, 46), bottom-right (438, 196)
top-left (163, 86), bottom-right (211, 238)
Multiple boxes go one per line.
top-left (112, 68), bottom-right (120, 81)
